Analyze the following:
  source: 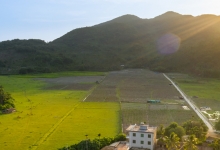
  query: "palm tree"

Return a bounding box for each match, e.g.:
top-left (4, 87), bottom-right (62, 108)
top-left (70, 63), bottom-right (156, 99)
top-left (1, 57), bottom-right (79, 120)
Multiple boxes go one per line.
top-left (157, 124), bottom-right (165, 138)
top-left (209, 139), bottom-right (220, 150)
top-left (85, 134), bottom-right (88, 150)
top-left (183, 135), bottom-right (198, 150)
top-left (98, 133), bottom-right (101, 149)
top-left (165, 132), bottom-right (180, 150)
top-left (157, 124), bottom-right (166, 149)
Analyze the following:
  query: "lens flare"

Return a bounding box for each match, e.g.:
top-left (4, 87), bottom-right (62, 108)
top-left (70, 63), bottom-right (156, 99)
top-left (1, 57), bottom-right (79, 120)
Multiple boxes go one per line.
top-left (157, 33), bottom-right (180, 55)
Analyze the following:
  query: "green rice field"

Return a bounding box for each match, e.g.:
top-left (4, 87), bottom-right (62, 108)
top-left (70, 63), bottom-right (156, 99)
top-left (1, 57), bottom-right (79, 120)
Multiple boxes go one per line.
top-left (0, 72), bottom-right (120, 150)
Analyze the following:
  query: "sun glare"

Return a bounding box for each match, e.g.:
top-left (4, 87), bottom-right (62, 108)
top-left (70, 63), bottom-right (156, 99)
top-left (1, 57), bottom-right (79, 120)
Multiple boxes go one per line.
top-left (157, 33), bottom-right (180, 55)
top-left (171, 15), bottom-right (220, 41)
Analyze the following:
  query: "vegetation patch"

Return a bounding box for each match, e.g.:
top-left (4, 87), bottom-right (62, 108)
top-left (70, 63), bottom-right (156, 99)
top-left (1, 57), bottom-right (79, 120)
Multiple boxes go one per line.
top-left (0, 85), bottom-right (15, 113)
top-left (58, 133), bottom-right (126, 150)
top-left (35, 102), bottom-right (120, 150)
top-left (0, 73), bottom-right (119, 150)
top-left (84, 70), bottom-right (200, 131)
top-left (121, 102), bottom-right (199, 131)
top-left (86, 69), bottom-right (181, 103)
top-left (167, 73), bottom-right (220, 126)
top-left (14, 71), bottom-right (106, 78)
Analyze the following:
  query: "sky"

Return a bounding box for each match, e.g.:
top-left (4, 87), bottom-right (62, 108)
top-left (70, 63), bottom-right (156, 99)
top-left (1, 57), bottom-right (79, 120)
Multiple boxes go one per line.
top-left (1, 0), bottom-right (220, 42)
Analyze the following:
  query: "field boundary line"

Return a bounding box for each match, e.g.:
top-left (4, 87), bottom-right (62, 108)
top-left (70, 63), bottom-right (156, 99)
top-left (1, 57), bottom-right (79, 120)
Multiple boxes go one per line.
top-left (83, 83), bottom-right (99, 102)
top-left (16, 90), bottom-right (32, 149)
top-left (116, 80), bottom-right (124, 133)
top-left (31, 103), bottom-right (80, 150)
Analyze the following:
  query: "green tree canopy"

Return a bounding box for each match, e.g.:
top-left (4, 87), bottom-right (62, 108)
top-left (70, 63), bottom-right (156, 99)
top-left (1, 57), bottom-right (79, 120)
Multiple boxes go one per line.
top-left (165, 122), bottom-right (185, 139)
top-left (58, 133), bottom-right (126, 150)
top-left (157, 124), bottom-right (165, 138)
top-left (184, 134), bottom-right (198, 150)
top-left (114, 133), bottom-right (126, 141)
top-left (0, 85), bottom-right (15, 111)
top-left (165, 132), bottom-right (180, 150)
top-left (182, 120), bottom-right (207, 142)
top-left (209, 139), bottom-right (220, 150)
top-left (215, 120), bottom-right (220, 131)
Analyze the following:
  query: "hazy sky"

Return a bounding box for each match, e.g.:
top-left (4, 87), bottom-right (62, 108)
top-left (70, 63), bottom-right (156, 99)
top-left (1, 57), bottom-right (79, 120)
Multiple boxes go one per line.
top-left (1, 0), bottom-right (220, 42)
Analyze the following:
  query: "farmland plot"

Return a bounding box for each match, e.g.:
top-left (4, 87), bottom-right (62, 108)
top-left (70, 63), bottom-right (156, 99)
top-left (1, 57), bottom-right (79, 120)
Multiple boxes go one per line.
top-left (121, 103), bottom-right (147, 131)
top-left (86, 69), bottom-right (181, 102)
top-left (87, 69), bottom-right (200, 130)
top-left (167, 73), bottom-right (220, 125)
top-left (37, 76), bottom-right (104, 91)
top-left (85, 72), bottom-right (123, 102)
top-left (121, 102), bottom-right (199, 130)
top-left (0, 74), bottom-right (119, 150)
top-left (0, 70), bottom-right (205, 150)
top-left (118, 70), bottom-right (180, 103)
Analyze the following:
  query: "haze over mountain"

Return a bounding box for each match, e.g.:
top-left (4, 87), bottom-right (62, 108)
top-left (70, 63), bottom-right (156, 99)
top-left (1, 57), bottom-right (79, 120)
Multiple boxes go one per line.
top-left (1, 11), bottom-right (220, 77)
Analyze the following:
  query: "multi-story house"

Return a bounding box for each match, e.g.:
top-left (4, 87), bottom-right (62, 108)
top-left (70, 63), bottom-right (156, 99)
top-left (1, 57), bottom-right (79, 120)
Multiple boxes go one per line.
top-left (126, 122), bottom-right (157, 150)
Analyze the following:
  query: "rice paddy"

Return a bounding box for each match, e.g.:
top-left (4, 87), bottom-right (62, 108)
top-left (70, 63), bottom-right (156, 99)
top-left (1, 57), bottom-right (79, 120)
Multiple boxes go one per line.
top-left (0, 72), bottom-right (120, 150)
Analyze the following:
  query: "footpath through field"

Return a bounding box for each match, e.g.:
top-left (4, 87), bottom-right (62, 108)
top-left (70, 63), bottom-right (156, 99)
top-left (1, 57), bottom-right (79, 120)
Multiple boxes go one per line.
top-left (31, 103), bottom-right (81, 150)
top-left (163, 74), bottom-right (214, 133)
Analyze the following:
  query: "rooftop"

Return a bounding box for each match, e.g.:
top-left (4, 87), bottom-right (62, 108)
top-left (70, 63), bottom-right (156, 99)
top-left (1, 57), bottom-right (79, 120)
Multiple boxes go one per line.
top-left (126, 123), bottom-right (156, 133)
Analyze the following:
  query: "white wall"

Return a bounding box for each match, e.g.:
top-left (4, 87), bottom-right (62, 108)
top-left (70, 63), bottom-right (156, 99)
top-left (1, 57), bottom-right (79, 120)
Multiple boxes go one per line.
top-left (129, 131), bottom-right (154, 150)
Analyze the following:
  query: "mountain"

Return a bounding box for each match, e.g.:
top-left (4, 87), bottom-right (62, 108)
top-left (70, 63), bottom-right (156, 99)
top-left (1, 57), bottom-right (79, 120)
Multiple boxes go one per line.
top-left (1, 11), bottom-right (220, 77)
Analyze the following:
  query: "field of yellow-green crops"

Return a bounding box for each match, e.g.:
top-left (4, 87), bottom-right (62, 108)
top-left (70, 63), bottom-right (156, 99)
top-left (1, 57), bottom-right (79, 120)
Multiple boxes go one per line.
top-left (0, 72), bottom-right (120, 150)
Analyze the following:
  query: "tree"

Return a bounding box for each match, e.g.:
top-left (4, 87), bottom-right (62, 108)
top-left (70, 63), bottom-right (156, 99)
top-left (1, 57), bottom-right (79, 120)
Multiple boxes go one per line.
top-left (215, 120), bottom-right (220, 131)
top-left (184, 135), bottom-right (198, 150)
top-left (0, 85), bottom-right (15, 111)
top-left (157, 124), bottom-right (166, 149)
top-left (165, 132), bottom-right (180, 150)
top-left (165, 122), bottom-right (185, 139)
top-left (98, 133), bottom-right (101, 149)
top-left (157, 124), bottom-right (165, 138)
top-left (209, 139), bottom-right (220, 150)
top-left (183, 120), bottom-right (207, 142)
top-left (114, 133), bottom-right (126, 141)
top-left (168, 126), bottom-right (185, 139)
top-left (58, 133), bottom-right (126, 150)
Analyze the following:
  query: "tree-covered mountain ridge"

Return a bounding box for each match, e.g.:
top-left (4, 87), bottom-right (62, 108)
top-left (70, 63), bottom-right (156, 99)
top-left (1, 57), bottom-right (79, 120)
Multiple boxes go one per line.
top-left (1, 11), bottom-right (220, 77)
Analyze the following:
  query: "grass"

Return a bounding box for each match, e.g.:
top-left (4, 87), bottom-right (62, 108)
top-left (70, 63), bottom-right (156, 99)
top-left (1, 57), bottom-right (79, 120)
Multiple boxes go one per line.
top-left (178, 80), bottom-right (220, 100)
top-left (169, 74), bottom-right (217, 99)
top-left (167, 73), bottom-right (220, 126)
top-left (35, 102), bottom-right (120, 150)
top-left (168, 74), bottom-right (220, 111)
top-left (11, 71), bottom-right (106, 78)
top-left (0, 73), bottom-right (119, 150)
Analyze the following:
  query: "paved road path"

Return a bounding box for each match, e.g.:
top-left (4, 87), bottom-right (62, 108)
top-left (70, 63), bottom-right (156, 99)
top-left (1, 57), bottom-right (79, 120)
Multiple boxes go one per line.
top-left (163, 73), bottom-right (214, 133)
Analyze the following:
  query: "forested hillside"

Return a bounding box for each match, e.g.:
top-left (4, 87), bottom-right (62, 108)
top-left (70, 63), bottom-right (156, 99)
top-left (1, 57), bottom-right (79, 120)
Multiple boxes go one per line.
top-left (1, 11), bottom-right (220, 77)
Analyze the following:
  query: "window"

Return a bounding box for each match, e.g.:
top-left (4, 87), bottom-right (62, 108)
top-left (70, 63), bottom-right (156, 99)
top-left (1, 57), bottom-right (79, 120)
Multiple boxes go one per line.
top-left (148, 141), bottom-right (151, 145)
top-left (133, 140), bottom-right (136, 143)
top-left (133, 133), bottom-right (136, 137)
top-left (148, 134), bottom-right (151, 138)
top-left (141, 141), bottom-right (144, 144)
top-left (141, 134), bottom-right (144, 137)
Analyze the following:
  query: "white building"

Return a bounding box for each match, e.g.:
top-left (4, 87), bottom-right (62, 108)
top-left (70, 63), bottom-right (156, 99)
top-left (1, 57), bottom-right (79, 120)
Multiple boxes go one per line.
top-left (126, 123), bottom-right (157, 150)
